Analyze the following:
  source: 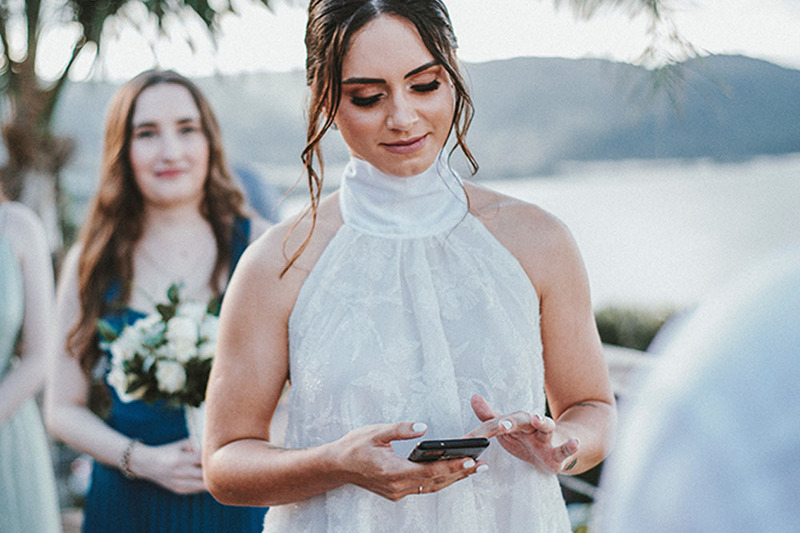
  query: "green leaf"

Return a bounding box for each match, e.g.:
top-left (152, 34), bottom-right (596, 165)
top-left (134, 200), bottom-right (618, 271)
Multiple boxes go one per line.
top-left (96, 319), bottom-right (120, 343)
top-left (167, 283), bottom-right (181, 304)
top-left (207, 294), bottom-right (222, 316)
top-left (156, 302), bottom-right (176, 322)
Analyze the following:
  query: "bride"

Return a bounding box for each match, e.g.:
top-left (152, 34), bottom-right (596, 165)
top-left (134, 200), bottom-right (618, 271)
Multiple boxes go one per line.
top-left (204, 1), bottom-right (616, 532)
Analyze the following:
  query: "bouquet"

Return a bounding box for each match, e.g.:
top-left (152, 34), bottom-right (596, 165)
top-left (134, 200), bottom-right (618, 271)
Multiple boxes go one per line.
top-left (98, 284), bottom-right (221, 409)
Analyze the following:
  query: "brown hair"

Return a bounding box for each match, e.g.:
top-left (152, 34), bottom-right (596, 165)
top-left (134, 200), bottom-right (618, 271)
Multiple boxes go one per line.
top-left (285, 0), bottom-right (477, 274)
top-left (67, 69), bottom-right (246, 374)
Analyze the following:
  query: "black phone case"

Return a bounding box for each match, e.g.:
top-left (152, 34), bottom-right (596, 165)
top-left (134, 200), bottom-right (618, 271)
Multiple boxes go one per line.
top-left (407, 437), bottom-right (490, 462)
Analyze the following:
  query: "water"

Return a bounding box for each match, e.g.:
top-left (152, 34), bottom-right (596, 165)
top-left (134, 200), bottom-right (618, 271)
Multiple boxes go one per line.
top-left (488, 154), bottom-right (800, 310)
top-left (68, 152), bottom-right (800, 312)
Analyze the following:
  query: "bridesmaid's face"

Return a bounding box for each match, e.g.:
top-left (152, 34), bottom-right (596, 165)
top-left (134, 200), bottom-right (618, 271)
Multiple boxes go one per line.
top-left (334, 15), bottom-right (455, 177)
top-left (129, 83), bottom-right (209, 210)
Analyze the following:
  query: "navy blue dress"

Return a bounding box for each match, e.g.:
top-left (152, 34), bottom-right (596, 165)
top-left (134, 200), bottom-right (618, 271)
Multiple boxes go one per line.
top-left (82, 218), bottom-right (267, 533)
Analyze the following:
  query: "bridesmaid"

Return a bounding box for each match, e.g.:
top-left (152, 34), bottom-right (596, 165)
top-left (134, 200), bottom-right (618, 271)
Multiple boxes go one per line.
top-left (0, 187), bottom-right (62, 532)
top-left (45, 69), bottom-right (269, 532)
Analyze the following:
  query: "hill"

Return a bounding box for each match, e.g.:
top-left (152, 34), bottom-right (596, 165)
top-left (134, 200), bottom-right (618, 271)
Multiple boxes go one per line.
top-left (53, 54), bottom-right (800, 192)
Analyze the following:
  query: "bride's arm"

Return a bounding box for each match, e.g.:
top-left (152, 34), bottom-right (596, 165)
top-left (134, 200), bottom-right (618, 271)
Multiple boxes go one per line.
top-left (468, 191), bottom-right (616, 475)
top-left (204, 223), bottom-right (482, 506)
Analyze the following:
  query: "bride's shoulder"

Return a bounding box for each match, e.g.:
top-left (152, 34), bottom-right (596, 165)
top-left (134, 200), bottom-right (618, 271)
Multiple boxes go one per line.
top-left (237, 192), bottom-right (342, 283)
top-left (465, 181), bottom-right (566, 238)
top-left (464, 180), bottom-right (581, 276)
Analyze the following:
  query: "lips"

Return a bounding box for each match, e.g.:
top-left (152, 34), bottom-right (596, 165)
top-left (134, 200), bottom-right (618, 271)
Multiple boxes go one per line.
top-left (381, 134), bottom-right (428, 154)
top-left (155, 168), bottom-right (185, 179)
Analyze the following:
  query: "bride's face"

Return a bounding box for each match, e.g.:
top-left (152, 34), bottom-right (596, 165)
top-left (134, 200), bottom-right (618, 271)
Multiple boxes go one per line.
top-left (334, 15), bottom-right (455, 177)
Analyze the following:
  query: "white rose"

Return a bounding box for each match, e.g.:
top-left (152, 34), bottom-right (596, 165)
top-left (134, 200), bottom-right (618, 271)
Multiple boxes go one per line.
top-left (109, 333), bottom-right (140, 364)
top-left (165, 316), bottom-right (199, 361)
top-left (107, 366), bottom-right (146, 402)
top-left (157, 340), bottom-right (197, 364)
top-left (177, 301), bottom-right (208, 323)
top-left (107, 365), bottom-right (127, 395)
top-left (133, 313), bottom-right (163, 334)
top-left (155, 360), bottom-right (187, 393)
top-left (199, 315), bottom-right (219, 343)
top-left (171, 339), bottom-right (198, 363)
top-left (131, 314), bottom-right (165, 344)
top-left (197, 340), bottom-right (215, 361)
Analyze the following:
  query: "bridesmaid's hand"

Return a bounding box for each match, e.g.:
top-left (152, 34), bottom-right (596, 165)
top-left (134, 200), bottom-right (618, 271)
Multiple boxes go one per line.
top-left (335, 422), bottom-right (486, 501)
top-left (130, 439), bottom-right (206, 494)
top-left (465, 395), bottom-right (579, 474)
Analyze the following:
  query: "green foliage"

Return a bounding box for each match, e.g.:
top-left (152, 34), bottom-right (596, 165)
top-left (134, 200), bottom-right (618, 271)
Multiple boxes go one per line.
top-left (206, 294), bottom-right (222, 316)
top-left (95, 318), bottom-right (119, 344)
top-left (594, 305), bottom-right (675, 351)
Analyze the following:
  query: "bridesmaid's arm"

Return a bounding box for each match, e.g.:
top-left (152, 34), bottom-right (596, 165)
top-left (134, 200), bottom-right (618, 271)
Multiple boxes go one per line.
top-left (0, 205), bottom-right (54, 423)
top-left (45, 247), bottom-right (206, 494)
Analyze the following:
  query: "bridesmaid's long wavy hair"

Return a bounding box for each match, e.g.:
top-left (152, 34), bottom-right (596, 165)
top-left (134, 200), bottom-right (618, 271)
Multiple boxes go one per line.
top-left (285, 0), bottom-right (477, 274)
top-left (68, 69), bottom-right (246, 374)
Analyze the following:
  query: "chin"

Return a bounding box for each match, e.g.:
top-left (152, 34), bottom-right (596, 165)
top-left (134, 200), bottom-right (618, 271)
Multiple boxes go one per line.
top-left (381, 154), bottom-right (439, 177)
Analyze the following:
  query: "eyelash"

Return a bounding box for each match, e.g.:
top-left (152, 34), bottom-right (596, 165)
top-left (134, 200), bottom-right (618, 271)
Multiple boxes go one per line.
top-left (413, 80), bottom-right (441, 93)
top-left (133, 125), bottom-right (200, 138)
top-left (351, 95), bottom-right (381, 107)
top-left (349, 79), bottom-right (442, 108)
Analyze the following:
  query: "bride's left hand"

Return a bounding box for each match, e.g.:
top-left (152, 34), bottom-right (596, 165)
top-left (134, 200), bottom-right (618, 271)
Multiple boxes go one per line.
top-left (465, 394), bottom-right (580, 474)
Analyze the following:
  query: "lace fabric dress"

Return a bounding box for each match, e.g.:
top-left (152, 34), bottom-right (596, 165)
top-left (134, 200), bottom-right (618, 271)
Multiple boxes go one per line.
top-left (263, 157), bottom-right (571, 533)
top-left (81, 217), bottom-right (267, 533)
top-left (0, 205), bottom-right (62, 533)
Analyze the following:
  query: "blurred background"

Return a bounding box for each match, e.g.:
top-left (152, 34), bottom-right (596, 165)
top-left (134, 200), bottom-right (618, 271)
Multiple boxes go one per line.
top-left (1, 1), bottom-right (797, 531)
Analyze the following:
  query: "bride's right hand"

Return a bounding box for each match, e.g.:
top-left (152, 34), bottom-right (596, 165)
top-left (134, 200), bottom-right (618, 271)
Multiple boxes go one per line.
top-left (129, 438), bottom-right (206, 494)
top-left (334, 422), bottom-right (484, 501)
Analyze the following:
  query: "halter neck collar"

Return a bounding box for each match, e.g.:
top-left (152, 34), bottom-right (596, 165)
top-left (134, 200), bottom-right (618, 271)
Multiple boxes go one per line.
top-left (338, 152), bottom-right (468, 238)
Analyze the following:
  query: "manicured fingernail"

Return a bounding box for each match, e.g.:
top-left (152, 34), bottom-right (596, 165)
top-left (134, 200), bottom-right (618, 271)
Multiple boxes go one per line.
top-left (412, 422), bottom-right (427, 433)
top-left (462, 459), bottom-right (476, 469)
top-left (476, 464), bottom-right (489, 473)
top-left (533, 414), bottom-right (543, 423)
top-left (500, 420), bottom-right (512, 431)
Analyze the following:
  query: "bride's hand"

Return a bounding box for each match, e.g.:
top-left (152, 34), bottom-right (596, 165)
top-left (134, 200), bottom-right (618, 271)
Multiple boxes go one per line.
top-left (335, 422), bottom-right (484, 501)
top-left (465, 395), bottom-right (579, 474)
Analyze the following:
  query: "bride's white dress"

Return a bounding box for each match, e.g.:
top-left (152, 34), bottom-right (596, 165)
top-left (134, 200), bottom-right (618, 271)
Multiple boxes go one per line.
top-left (263, 155), bottom-right (571, 532)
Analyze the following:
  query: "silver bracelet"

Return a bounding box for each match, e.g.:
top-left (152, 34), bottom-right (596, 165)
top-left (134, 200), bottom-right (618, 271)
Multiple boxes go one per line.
top-left (119, 438), bottom-right (140, 480)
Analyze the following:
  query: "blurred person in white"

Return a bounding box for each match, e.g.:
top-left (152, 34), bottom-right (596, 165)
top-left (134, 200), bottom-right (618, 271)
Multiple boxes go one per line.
top-left (0, 186), bottom-right (62, 532)
top-left (592, 244), bottom-right (800, 532)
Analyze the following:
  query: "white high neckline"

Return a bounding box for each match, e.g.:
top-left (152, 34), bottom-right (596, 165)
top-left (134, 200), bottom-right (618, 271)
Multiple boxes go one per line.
top-left (338, 153), bottom-right (468, 238)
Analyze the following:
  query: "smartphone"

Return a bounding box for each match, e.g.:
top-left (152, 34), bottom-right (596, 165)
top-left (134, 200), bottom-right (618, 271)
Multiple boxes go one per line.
top-left (407, 437), bottom-right (490, 463)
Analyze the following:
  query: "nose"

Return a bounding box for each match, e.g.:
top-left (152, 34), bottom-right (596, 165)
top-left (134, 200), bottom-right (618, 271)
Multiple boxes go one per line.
top-left (385, 93), bottom-right (418, 131)
top-left (159, 131), bottom-right (183, 160)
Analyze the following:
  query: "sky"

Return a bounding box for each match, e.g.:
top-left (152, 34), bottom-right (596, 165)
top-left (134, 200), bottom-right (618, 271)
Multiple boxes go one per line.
top-left (36, 0), bottom-right (800, 81)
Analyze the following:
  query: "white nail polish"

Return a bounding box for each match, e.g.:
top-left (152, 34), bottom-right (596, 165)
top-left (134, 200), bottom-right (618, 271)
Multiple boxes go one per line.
top-left (500, 420), bottom-right (512, 431)
top-left (462, 459), bottom-right (476, 469)
top-left (412, 422), bottom-right (427, 433)
top-left (476, 464), bottom-right (489, 473)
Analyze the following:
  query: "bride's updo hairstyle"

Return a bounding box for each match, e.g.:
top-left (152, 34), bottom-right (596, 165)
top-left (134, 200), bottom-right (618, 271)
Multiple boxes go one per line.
top-left (284, 0), bottom-right (477, 274)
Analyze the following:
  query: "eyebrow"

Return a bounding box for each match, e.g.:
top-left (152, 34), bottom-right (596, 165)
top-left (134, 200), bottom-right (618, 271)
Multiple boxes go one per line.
top-left (132, 117), bottom-right (200, 129)
top-left (342, 60), bottom-right (440, 85)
